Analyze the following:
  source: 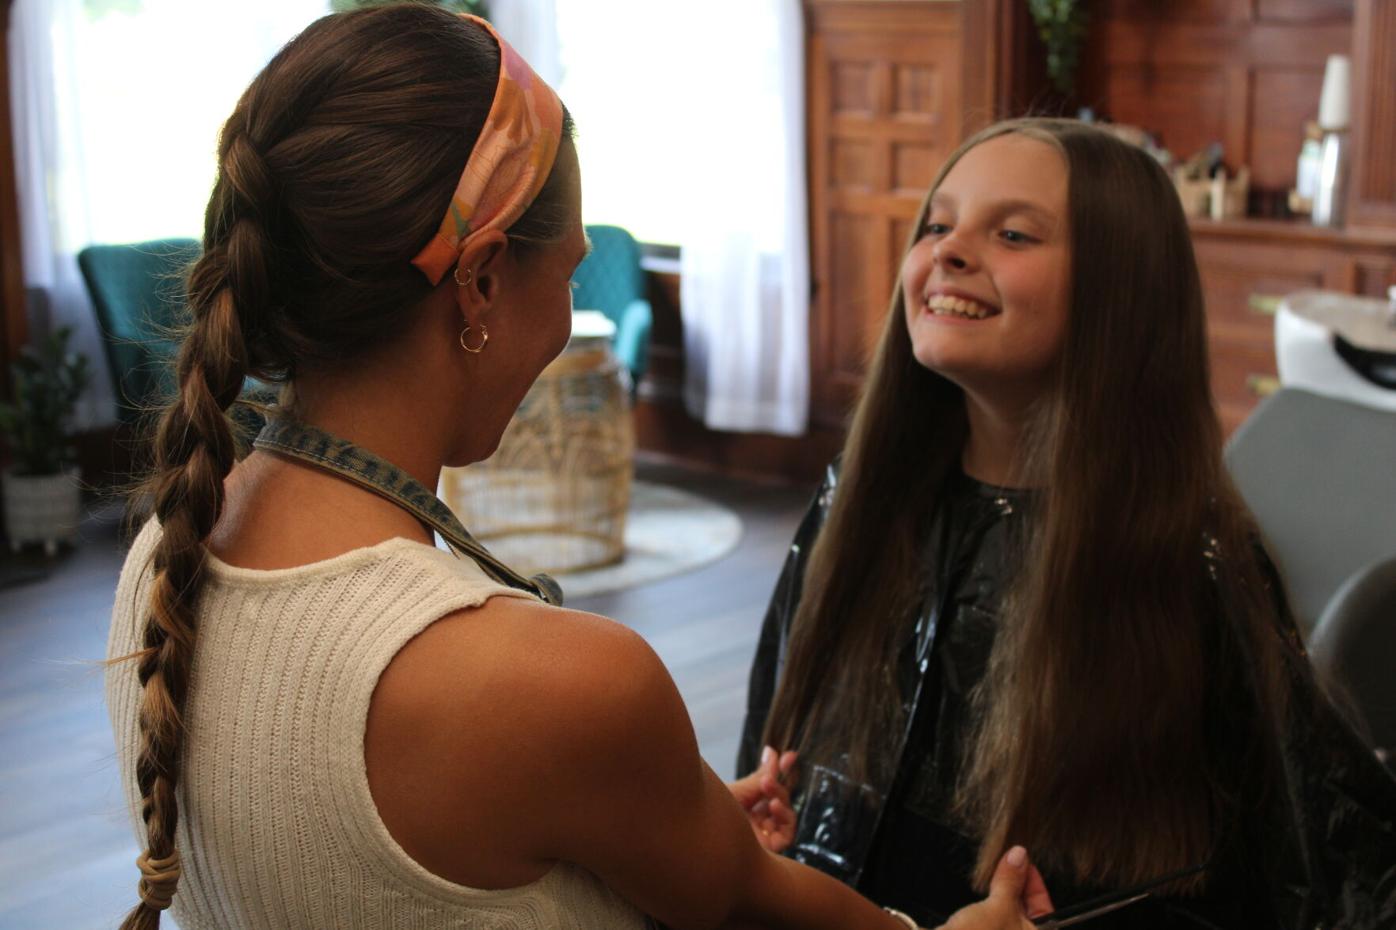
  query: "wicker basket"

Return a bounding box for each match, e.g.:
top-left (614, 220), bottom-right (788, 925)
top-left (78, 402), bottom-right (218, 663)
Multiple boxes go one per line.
top-left (443, 321), bottom-right (634, 576)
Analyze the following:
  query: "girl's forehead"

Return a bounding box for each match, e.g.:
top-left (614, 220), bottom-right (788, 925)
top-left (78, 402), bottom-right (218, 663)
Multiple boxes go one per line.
top-left (934, 135), bottom-right (1068, 215)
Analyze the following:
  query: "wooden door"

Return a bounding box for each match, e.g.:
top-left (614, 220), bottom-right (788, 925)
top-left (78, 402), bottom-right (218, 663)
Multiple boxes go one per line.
top-left (806, 1), bottom-right (962, 428)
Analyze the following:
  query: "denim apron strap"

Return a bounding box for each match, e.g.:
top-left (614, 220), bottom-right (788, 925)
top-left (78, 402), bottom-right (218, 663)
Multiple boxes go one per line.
top-left (252, 416), bottom-right (563, 606)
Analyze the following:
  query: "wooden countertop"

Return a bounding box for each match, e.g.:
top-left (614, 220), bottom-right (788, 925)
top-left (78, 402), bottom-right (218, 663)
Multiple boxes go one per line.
top-left (1189, 216), bottom-right (1396, 249)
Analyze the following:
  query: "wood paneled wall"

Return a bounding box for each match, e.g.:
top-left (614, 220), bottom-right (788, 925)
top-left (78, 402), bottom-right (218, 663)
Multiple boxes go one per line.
top-left (806, 0), bottom-right (961, 428)
top-left (1350, 0), bottom-right (1396, 227)
top-left (1079, 0), bottom-right (1353, 197)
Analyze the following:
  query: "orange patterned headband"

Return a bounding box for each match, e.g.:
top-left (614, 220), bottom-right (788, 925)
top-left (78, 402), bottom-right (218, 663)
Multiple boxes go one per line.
top-left (410, 14), bottom-right (565, 286)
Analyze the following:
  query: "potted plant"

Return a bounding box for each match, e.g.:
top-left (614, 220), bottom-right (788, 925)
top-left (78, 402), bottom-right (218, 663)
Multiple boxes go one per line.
top-left (0, 326), bottom-right (92, 555)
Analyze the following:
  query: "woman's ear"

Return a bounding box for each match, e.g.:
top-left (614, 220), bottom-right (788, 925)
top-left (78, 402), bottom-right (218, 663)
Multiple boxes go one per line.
top-left (453, 230), bottom-right (510, 321)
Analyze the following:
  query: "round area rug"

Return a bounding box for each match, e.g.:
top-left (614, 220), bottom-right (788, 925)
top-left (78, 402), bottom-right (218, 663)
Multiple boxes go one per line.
top-left (550, 479), bottom-right (743, 600)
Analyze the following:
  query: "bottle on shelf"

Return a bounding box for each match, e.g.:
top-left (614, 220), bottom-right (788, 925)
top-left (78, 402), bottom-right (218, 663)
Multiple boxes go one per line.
top-left (1312, 54), bottom-right (1351, 228)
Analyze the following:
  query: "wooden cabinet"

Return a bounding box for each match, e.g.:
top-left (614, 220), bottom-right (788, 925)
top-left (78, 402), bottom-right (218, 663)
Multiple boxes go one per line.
top-left (805, 0), bottom-right (963, 429)
top-left (1191, 220), bottom-right (1396, 432)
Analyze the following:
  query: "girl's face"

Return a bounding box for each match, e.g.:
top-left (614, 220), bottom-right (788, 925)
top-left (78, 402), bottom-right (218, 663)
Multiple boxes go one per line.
top-left (901, 133), bottom-right (1072, 406)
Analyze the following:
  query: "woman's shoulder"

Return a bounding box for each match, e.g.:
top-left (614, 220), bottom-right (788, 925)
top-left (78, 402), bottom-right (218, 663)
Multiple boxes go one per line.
top-left (378, 597), bottom-right (677, 763)
top-left (367, 598), bottom-right (685, 873)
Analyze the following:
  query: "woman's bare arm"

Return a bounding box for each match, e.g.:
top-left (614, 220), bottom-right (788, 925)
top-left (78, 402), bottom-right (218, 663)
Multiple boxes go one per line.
top-left (369, 596), bottom-right (1035, 930)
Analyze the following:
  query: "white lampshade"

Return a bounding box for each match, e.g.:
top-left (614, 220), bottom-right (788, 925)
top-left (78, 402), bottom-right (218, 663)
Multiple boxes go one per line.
top-left (1318, 54), bottom-right (1352, 131)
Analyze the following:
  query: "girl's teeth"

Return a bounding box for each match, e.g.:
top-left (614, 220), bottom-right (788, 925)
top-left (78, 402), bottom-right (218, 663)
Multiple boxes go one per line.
top-left (925, 294), bottom-right (994, 319)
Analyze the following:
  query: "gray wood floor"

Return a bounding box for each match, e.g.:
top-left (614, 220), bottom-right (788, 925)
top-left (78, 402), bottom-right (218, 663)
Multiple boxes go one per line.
top-left (0, 461), bottom-right (812, 930)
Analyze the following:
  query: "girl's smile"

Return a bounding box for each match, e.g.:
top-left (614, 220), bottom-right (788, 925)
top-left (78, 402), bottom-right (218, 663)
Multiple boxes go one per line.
top-left (920, 287), bottom-right (1002, 321)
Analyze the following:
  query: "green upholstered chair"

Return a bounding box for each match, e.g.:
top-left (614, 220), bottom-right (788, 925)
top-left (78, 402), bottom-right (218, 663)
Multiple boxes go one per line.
top-left (77, 239), bottom-right (201, 426)
top-left (571, 225), bottom-right (653, 386)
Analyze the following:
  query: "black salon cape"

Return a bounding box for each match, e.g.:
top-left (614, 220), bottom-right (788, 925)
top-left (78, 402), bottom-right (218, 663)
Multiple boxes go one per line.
top-left (738, 460), bottom-right (1396, 930)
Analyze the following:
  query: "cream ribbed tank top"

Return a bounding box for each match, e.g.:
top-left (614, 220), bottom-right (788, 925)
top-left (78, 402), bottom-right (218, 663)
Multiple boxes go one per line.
top-left (106, 519), bottom-right (650, 930)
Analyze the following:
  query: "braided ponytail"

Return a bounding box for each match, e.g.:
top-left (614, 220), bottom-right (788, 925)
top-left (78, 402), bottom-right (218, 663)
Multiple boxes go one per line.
top-left (119, 130), bottom-right (270, 929)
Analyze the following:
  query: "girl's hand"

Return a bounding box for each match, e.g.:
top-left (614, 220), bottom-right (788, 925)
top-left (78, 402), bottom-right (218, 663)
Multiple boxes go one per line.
top-left (727, 746), bottom-right (799, 852)
top-left (937, 846), bottom-right (1055, 930)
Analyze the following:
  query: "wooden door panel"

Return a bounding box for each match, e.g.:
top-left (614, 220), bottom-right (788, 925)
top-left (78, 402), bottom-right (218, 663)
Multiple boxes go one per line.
top-left (807, 1), bottom-right (961, 428)
top-left (831, 139), bottom-right (877, 192)
top-left (827, 211), bottom-right (878, 380)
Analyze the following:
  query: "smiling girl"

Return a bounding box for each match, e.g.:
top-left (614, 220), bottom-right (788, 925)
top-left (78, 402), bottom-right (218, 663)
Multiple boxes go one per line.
top-left (738, 118), bottom-right (1396, 929)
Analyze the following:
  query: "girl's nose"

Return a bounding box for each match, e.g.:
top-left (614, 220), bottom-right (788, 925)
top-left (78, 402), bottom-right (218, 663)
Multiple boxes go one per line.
top-left (933, 238), bottom-right (973, 272)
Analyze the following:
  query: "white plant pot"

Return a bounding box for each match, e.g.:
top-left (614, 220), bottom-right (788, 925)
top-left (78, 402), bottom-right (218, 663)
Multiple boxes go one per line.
top-left (3, 466), bottom-right (83, 555)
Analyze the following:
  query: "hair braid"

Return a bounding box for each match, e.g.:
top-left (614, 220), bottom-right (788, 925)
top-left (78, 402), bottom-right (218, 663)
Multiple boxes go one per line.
top-left (119, 131), bottom-right (268, 930)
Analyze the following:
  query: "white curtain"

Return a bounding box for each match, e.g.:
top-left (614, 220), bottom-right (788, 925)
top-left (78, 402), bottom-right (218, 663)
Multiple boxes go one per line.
top-left (10, 0), bottom-right (110, 429)
top-left (549, 0), bottom-right (809, 436)
top-left (8, 0), bottom-right (327, 430)
top-left (678, 0), bottom-right (808, 436)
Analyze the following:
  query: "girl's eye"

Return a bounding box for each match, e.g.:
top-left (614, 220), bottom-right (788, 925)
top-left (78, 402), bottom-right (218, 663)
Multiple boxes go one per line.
top-left (1000, 229), bottom-right (1036, 244)
top-left (924, 222), bottom-right (951, 237)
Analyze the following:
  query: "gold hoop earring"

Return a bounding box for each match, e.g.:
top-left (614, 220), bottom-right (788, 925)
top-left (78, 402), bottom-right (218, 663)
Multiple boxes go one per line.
top-left (459, 323), bottom-right (488, 354)
top-left (453, 266), bottom-right (473, 287)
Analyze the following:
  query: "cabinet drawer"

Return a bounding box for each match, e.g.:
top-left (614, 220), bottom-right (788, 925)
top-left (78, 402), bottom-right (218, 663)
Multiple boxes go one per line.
top-left (1210, 338), bottom-right (1279, 434)
top-left (1199, 268), bottom-right (1324, 342)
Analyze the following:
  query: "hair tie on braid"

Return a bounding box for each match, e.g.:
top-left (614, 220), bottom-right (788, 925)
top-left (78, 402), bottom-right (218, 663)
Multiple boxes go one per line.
top-left (136, 849), bottom-right (182, 911)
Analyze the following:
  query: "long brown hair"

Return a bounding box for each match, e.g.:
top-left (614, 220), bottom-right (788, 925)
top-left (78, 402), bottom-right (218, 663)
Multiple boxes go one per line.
top-left (116, 7), bottom-right (574, 928)
top-left (762, 118), bottom-right (1288, 890)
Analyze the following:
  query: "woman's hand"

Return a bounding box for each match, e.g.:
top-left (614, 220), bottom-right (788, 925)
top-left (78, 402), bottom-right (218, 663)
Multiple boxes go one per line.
top-left (937, 846), bottom-right (1055, 930)
top-left (727, 745), bottom-right (798, 852)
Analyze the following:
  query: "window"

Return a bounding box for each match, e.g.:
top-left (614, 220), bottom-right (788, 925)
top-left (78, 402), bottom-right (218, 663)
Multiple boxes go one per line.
top-left (58, 0), bottom-right (329, 246)
top-left (554, 0), bottom-right (790, 250)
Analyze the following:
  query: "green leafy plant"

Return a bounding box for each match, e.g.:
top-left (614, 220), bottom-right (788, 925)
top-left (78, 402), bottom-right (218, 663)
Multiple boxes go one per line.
top-left (0, 327), bottom-right (92, 476)
top-left (1028, 0), bottom-right (1090, 97)
top-left (330, 0), bottom-right (489, 16)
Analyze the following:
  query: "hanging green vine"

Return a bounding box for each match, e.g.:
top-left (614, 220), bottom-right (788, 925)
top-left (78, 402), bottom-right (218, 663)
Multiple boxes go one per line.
top-left (1027, 0), bottom-right (1090, 97)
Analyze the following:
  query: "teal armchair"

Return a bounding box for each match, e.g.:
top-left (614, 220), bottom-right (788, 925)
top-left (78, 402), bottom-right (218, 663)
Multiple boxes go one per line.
top-left (77, 238), bottom-right (201, 426)
top-left (572, 225), bottom-right (653, 386)
top-left (78, 239), bottom-right (276, 442)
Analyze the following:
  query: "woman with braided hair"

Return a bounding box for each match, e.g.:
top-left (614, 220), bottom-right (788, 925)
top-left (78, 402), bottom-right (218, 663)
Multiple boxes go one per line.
top-left (105, 7), bottom-right (1050, 930)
